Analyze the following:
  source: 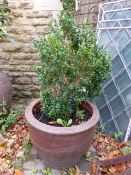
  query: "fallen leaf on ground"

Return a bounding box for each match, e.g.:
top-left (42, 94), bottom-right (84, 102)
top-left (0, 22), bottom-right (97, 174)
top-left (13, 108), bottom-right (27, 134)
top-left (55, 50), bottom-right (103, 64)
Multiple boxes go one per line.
top-left (14, 169), bottom-right (24, 175)
top-left (91, 163), bottom-right (97, 175)
top-left (92, 131), bottom-right (131, 175)
top-left (69, 165), bottom-right (80, 175)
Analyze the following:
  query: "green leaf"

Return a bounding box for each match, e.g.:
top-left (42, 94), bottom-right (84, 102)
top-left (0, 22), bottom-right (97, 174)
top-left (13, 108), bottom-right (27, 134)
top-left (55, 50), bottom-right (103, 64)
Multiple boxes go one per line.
top-left (67, 119), bottom-right (72, 126)
top-left (56, 118), bottom-right (64, 126)
top-left (42, 168), bottom-right (52, 175)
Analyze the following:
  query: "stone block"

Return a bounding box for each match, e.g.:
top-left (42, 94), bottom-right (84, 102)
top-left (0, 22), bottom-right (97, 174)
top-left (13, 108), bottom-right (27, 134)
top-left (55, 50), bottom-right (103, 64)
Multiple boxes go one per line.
top-left (29, 35), bottom-right (39, 42)
top-left (24, 44), bottom-right (37, 53)
top-left (26, 11), bottom-right (51, 18)
top-left (23, 72), bottom-right (37, 76)
top-left (15, 77), bottom-right (32, 85)
top-left (12, 84), bottom-right (23, 90)
top-left (12, 53), bottom-right (32, 60)
top-left (8, 26), bottom-right (22, 35)
top-left (23, 85), bottom-right (40, 91)
top-left (0, 52), bottom-right (10, 60)
top-left (12, 11), bottom-right (23, 17)
top-left (17, 20), bottom-right (33, 26)
top-left (15, 65), bottom-right (31, 71)
top-left (10, 35), bottom-right (31, 43)
top-left (88, 13), bottom-right (97, 23)
top-left (36, 26), bottom-right (50, 34)
top-left (9, 72), bottom-right (23, 77)
top-left (32, 53), bottom-right (39, 60)
top-left (32, 19), bottom-right (50, 26)
top-left (0, 59), bottom-right (8, 65)
top-left (9, 59), bottom-right (21, 65)
top-left (88, 3), bottom-right (98, 13)
top-left (18, 2), bottom-right (33, 9)
top-left (9, 59), bottom-right (40, 65)
top-left (32, 77), bottom-right (40, 85)
top-left (3, 44), bottom-right (23, 52)
top-left (22, 26), bottom-right (36, 35)
top-left (88, 0), bottom-right (97, 3)
top-left (21, 90), bottom-right (33, 97)
top-left (2, 65), bottom-right (16, 71)
top-left (12, 90), bottom-right (19, 97)
top-left (8, 2), bottom-right (18, 9)
top-left (80, 0), bottom-right (86, 5)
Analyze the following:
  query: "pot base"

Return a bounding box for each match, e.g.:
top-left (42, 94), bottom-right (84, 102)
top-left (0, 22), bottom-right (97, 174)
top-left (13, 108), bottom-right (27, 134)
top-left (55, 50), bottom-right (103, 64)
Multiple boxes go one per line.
top-left (38, 149), bottom-right (82, 169)
top-left (25, 99), bottom-right (99, 169)
top-left (29, 124), bottom-right (95, 168)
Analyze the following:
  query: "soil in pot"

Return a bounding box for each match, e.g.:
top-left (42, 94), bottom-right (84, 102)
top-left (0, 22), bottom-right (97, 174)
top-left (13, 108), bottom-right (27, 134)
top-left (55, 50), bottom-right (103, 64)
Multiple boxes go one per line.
top-left (33, 105), bottom-right (92, 127)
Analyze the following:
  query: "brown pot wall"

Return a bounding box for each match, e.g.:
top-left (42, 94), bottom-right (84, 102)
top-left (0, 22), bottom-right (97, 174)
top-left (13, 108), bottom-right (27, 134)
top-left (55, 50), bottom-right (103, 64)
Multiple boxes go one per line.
top-left (25, 99), bottom-right (99, 169)
top-left (0, 71), bottom-right (12, 112)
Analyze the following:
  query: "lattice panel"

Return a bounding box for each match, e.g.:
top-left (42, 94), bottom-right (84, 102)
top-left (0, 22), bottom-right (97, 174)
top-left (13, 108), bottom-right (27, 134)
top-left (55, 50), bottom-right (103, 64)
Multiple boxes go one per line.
top-left (96, 0), bottom-right (131, 140)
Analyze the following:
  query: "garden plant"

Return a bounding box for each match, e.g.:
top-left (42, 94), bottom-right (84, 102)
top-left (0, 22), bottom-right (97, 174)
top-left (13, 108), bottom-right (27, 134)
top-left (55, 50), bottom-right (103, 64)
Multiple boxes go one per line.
top-left (34, 0), bottom-right (111, 126)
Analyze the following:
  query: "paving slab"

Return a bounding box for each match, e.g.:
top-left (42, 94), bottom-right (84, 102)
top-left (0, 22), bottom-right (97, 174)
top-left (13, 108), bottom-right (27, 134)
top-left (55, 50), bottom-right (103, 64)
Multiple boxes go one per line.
top-left (23, 147), bottom-right (93, 175)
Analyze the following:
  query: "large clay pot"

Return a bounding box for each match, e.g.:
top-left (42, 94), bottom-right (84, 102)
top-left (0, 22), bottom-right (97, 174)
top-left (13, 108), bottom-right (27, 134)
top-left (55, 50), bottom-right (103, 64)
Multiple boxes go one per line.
top-left (0, 71), bottom-right (12, 112)
top-left (25, 98), bottom-right (99, 169)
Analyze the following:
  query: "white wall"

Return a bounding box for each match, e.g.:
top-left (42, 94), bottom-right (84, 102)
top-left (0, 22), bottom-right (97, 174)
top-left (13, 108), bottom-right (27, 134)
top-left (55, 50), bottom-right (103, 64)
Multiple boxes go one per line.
top-left (34, 0), bottom-right (63, 19)
top-left (34, 0), bottom-right (62, 10)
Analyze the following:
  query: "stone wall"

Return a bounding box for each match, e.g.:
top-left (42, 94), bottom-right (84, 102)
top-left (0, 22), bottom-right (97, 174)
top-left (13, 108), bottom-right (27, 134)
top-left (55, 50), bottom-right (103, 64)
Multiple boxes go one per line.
top-left (76, 0), bottom-right (111, 26)
top-left (0, 0), bottom-right (52, 105)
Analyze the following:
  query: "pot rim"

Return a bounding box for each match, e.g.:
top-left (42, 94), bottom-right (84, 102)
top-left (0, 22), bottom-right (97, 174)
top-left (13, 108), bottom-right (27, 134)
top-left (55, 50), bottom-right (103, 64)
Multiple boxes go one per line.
top-left (25, 98), bottom-right (99, 135)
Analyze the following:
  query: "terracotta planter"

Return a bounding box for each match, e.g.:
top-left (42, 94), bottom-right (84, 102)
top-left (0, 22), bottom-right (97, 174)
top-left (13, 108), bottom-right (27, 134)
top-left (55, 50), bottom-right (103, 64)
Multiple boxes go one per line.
top-left (0, 71), bottom-right (12, 112)
top-left (25, 98), bottom-right (99, 169)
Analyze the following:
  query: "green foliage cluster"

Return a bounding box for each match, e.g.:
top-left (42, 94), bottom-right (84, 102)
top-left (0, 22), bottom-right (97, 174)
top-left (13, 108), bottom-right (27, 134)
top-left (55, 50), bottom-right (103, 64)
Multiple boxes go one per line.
top-left (121, 147), bottom-right (131, 155)
top-left (60, 0), bottom-right (75, 11)
top-left (42, 168), bottom-right (52, 175)
top-left (22, 134), bottom-right (32, 154)
top-left (34, 0), bottom-right (111, 123)
top-left (114, 131), bottom-right (124, 140)
top-left (0, 99), bottom-right (20, 134)
top-left (0, 0), bottom-right (10, 37)
top-left (30, 167), bottom-right (52, 175)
